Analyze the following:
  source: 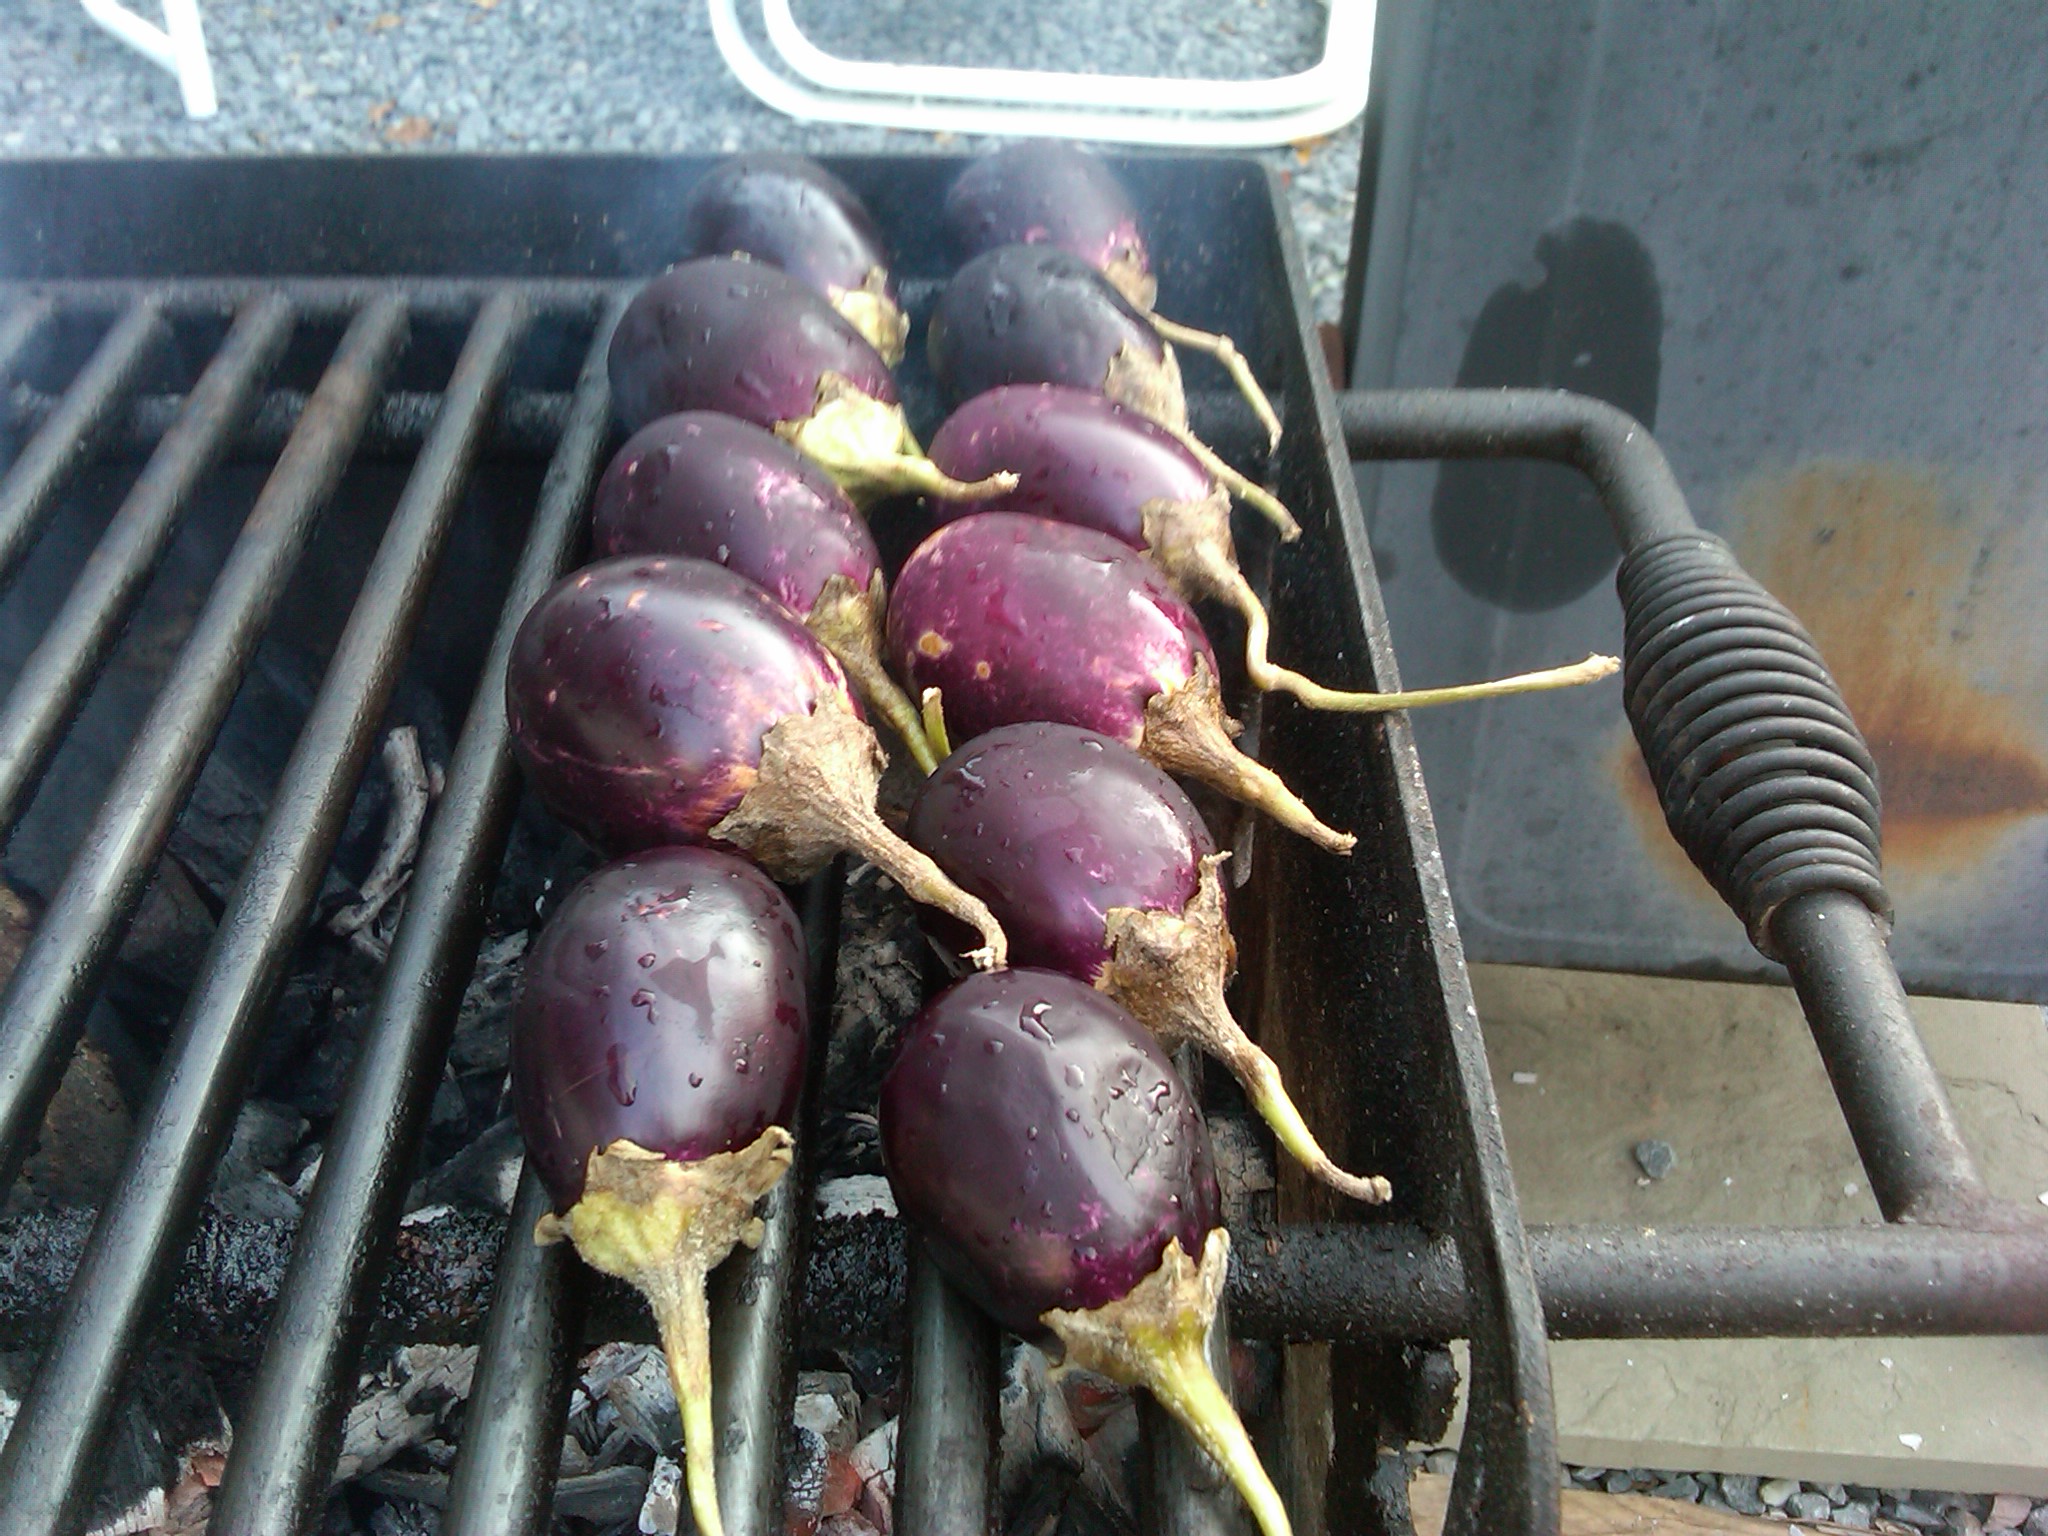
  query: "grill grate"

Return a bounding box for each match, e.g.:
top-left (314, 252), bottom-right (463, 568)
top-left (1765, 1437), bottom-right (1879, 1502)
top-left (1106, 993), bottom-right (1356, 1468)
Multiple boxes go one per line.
top-left (0, 155), bottom-right (2044, 1536)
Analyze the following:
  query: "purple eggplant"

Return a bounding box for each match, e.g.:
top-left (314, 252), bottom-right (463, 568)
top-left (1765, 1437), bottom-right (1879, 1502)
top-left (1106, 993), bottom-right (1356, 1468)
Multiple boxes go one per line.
top-left (943, 142), bottom-right (1283, 449)
top-left (608, 257), bottom-right (1014, 508)
top-left (506, 554), bottom-right (1007, 964)
top-left (880, 968), bottom-right (1289, 1536)
top-left (591, 412), bottom-right (938, 771)
top-left (924, 386), bottom-right (1620, 713)
top-left (680, 153), bottom-right (908, 364)
top-left (885, 513), bottom-right (1353, 853)
top-left (511, 846), bottom-right (807, 1536)
top-left (928, 245), bottom-right (1292, 533)
top-left (908, 722), bottom-right (1389, 1203)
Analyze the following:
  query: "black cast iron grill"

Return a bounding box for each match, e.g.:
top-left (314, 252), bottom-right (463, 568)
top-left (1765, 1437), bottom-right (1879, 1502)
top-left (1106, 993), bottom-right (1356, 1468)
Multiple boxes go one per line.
top-left (0, 156), bottom-right (2043, 1536)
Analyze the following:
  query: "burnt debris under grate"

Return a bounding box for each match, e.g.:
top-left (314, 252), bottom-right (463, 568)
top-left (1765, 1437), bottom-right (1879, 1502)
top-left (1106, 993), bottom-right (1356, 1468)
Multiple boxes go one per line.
top-left (0, 154), bottom-right (2045, 1536)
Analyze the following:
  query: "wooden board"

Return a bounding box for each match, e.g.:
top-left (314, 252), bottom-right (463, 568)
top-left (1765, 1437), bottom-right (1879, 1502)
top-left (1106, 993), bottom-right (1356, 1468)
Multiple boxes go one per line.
top-left (1408, 1474), bottom-right (1869, 1536)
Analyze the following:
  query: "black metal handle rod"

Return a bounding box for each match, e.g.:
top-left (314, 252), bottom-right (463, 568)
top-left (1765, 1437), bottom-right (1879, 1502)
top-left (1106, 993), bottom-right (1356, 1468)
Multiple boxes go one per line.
top-left (0, 294), bottom-right (527, 1536)
top-left (0, 296), bottom-right (297, 836)
top-left (0, 297), bottom-right (410, 1198)
top-left (895, 1248), bottom-right (1000, 1536)
top-left (1334, 387), bottom-right (1695, 549)
top-left (1334, 385), bottom-right (1991, 1224)
top-left (1231, 1220), bottom-right (2048, 1343)
top-left (0, 298), bottom-right (169, 592)
top-left (0, 276), bottom-right (623, 321)
top-left (440, 1166), bottom-right (587, 1536)
top-left (1772, 891), bottom-right (1992, 1225)
top-left (208, 299), bottom-right (621, 1536)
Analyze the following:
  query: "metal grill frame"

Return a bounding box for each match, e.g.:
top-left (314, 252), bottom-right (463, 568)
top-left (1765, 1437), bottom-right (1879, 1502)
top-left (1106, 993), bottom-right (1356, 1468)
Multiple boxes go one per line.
top-left (0, 153), bottom-right (2040, 1536)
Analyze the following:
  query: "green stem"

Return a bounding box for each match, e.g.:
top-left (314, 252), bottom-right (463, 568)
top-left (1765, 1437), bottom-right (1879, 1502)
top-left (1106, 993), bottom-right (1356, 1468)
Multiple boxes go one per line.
top-left (1264, 650), bottom-right (1621, 713)
top-left (1148, 312), bottom-right (1283, 453)
top-left (920, 687), bottom-right (953, 761)
top-left (1172, 430), bottom-right (1301, 541)
top-left (653, 1271), bottom-right (723, 1536)
top-left (1140, 1323), bottom-right (1292, 1536)
top-left (834, 642), bottom-right (938, 773)
top-left (1239, 1045), bottom-right (1392, 1204)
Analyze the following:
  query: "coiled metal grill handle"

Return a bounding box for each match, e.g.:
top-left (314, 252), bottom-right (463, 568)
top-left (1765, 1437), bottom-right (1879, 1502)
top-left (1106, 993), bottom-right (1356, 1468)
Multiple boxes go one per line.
top-left (1616, 532), bottom-right (1890, 957)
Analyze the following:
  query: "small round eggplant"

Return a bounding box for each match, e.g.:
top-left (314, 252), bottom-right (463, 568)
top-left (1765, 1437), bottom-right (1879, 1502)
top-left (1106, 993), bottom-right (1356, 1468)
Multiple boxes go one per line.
top-left (943, 142), bottom-right (1282, 448)
top-left (926, 386), bottom-right (1621, 713)
top-left (928, 245), bottom-right (1292, 533)
top-left (885, 513), bottom-right (1353, 853)
top-left (608, 256), bottom-right (1014, 508)
top-left (880, 968), bottom-right (1290, 1536)
top-left (511, 846), bottom-right (808, 1536)
top-left (680, 153), bottom-right (908, 364)
top-left (908, 723), bottom-right (1390, 1203)
top-left (506, 554), bottom-right (1007, 964)
top-left (591, 412), bottom-right (938, 770)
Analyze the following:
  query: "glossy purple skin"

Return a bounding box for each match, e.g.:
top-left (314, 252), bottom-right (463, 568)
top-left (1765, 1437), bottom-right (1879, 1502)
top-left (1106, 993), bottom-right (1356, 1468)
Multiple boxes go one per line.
top-left (943, 142), bottom-right (1149, 287)
top-left (680, 153), bottom-right (896, 304)
top-left (608, 256), bottom-right (899, 434)
top-left (511, 847), bottom-right (809, 1212)
top-left (927, 245), bottom-right (1165, 410)
top-left (926, 385), bottom-right (1214, 546)
top-left (880, 968), bottom-right (1218, 1337)
top-left (590, 412), bottom-right (879, 619)
top-left (506, 555), bottom-right (852, 853)
top-left (907, 723), bottom-right (1214, 980)
top-left (885, 513), bottom-right (1217, 749)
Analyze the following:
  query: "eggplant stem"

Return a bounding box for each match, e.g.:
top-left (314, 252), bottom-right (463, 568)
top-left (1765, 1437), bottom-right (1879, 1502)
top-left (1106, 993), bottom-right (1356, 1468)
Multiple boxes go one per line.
top-left (532, 1131), bottom-right (795, 1536)
top-left (1260, 648), bottom-right (1622, 712)
top-left (830, 270), bottom-right (909, 367)
top-left (1139, 657), bottom-right (1355, 854)
top-left (808, 572), bottom-right (939, 774)
top-left (711, 693), bottom-right (1008, 966)
top-left (1171, 430), bottom-right (1301, 542)
top-left (1044, 1231), bottom-right (1290, 1536)
top-left (651, 1280), bottom-right (724, 1536)
top-left (1101, 856), bottom-right (1392, 1205)
top-left (781, 373), bottom-right (1018, 508)
top-left (1147, 313), bottom-right (1283, 453)
top-left (920, 687), bottom-right (953, 760)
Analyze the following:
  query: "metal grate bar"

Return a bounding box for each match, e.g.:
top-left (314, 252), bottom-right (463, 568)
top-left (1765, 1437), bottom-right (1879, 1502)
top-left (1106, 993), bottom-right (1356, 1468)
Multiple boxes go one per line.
top-left (0, 296), bottom-right (409, 1196)
top-left (0, 298), bottom-right (169, 591)
top-left (0, 277), bottom-right (618, 321)
top-left (0, 295), bottom-right (296, 834)
top-left (0, 297), bottom-right (56, 384)
top-left (0, 291), bottom-right (526, 1536)
top-left (894, 1252), bottom-right (999, 1536)
top-left (208, 299), bottom-right (621, 1536)
top-left (440, 1166), bottom-right (587, 1536)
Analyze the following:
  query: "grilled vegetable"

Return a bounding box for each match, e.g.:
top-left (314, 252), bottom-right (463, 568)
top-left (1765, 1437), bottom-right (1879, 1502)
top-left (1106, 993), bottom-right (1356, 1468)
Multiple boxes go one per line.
top-left (608, 256), bottom-right (1014, 507)
top-left (927, 244), bottom-right (1291, 534)
top-left (886, 513), bottom-right (1352, 852)
top-left (679, 152), bottom-right (907, 363)
top-left (511, 846), bottom-right (808, 1536)
top-left (943, 141), bottom-right (1282, 448)
top-left (926, 385), bottom-right (1619, 712)
top-left (908, 722), bottom-right (1389, 1202)
top-left (881, 967), bottom-right (1290, 1536)
top-left (506, 554), bottom-right (1006, 964)
top-left (591, 411), bottom-right (936, 770)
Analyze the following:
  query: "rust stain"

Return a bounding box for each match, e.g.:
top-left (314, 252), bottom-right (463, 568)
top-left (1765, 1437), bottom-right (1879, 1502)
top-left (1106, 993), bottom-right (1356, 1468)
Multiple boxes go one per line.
top-left (1617, 459), bottom-right (2048, 883)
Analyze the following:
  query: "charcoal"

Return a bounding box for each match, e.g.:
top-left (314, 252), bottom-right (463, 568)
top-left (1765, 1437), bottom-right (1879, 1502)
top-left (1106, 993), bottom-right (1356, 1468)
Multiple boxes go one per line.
top-left (103, 860), bottom-right (218, 1039)
top-left (207, 1098), bottom-right (308, 1224)
top-left (639, 1453), bottom-right (683, 1534)
top-left (406, 1117), bottom-right (524, 1217)
top-left (5, 1037), bottom-right (132, 1215)
top-left (824, 865), bottom-right (927, 1112)
top-left (0, 1349), bottom-right (173, 1534)
top-left (552, 1465), bottom-right (653, 1524)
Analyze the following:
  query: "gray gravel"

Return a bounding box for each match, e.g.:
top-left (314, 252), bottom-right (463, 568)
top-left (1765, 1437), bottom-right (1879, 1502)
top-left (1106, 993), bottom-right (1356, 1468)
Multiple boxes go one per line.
top-left (0, 0), bottom-right (1362, 320)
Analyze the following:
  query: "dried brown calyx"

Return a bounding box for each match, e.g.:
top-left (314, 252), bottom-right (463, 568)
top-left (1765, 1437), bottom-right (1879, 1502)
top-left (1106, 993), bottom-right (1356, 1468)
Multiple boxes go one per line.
top-left (1100, 854), bottom-right (1392, 1204)
top-left (711, 691), bottom-right (1008, 967)
top-left (1137, 656), bottom-right (1355, 854)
